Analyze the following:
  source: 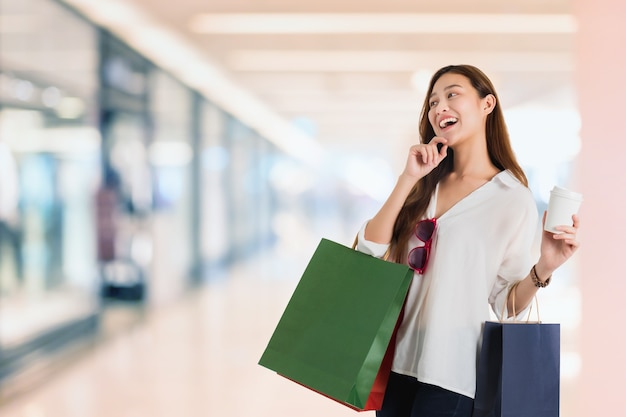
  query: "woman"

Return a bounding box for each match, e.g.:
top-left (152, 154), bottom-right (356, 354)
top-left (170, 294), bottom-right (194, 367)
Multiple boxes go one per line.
top-left (356, 65), bottom-right (580, 417)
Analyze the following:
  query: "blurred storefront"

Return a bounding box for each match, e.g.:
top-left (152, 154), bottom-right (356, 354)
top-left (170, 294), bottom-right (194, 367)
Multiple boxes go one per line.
top-left (0, 0), bottom-right (286, 399)
top-left (145, 68), bottom-right (194, 303)
top-left (224, 117), bottom-right (278, 263)
top-left (98, 31), bottom-right (153, 302)
top-left (0, 0), bottom-right (101, 396)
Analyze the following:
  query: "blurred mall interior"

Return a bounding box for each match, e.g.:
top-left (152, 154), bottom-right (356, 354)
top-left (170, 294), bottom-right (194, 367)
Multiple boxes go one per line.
top-left (0, 0), bottom-right (624, 416)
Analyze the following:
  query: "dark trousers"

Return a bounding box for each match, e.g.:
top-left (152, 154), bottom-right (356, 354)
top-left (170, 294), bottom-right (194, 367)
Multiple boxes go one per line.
top-left (376, 372), bottom-right (474, 417)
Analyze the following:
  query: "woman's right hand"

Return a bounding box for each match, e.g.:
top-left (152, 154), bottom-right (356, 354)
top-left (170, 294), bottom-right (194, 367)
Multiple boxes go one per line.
top-left (364, 137), bottom-right (448, 244)
top-left (402, 137), bottom-right (449, 180)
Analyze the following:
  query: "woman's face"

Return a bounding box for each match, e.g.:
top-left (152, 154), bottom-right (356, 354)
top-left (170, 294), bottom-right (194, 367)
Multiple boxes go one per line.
top-left (427, 72), bottom-right (492, 147)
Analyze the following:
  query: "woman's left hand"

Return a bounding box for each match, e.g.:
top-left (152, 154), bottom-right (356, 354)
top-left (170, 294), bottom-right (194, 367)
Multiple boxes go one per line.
top-left (536, 212), bottom-right (580, 275)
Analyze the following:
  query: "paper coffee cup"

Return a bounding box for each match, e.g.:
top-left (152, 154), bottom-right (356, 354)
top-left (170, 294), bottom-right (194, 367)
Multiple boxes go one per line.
top-left (544, 186), bottom-right (583, 233)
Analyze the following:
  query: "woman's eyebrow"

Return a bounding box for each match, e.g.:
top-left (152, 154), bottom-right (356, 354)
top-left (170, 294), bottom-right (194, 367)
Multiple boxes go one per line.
top-left (429, 84), bottom-right (463, 99)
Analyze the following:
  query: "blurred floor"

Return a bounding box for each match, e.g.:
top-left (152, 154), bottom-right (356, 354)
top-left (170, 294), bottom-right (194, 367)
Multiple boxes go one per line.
top-left (0, 234), bottom-right (364, 417)
top-left (0, 231), bottom-right (580, 417)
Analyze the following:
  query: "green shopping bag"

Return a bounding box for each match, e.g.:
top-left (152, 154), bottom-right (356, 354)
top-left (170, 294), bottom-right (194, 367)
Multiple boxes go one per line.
top-left (259, 238), bottom-right (413, 411)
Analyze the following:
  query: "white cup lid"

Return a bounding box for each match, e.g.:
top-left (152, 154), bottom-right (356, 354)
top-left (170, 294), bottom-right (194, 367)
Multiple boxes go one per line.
top-left (551, 186), bottom-right (583, 201)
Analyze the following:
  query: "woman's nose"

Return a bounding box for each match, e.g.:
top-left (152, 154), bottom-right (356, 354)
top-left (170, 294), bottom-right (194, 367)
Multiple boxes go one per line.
top-left (436, 102), bottom-right (449, 114)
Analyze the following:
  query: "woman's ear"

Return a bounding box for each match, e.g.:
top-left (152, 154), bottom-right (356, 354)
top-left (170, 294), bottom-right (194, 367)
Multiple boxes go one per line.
top-left (483, 94), bottom-right (496, 115)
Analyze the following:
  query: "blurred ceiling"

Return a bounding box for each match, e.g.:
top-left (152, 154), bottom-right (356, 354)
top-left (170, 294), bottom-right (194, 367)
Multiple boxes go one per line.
top-left (62, 0), bottom-right (576, 170)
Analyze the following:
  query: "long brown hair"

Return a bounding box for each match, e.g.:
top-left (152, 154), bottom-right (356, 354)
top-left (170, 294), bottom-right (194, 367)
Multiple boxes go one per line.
top-left (391, 65), bottom-right (528, 263)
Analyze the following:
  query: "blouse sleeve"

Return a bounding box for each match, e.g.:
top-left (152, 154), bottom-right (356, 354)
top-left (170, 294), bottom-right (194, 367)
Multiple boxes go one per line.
top-left (489, 191), bottom-right (540, 321)
top-left (355, 221), bottom-right (390, 258)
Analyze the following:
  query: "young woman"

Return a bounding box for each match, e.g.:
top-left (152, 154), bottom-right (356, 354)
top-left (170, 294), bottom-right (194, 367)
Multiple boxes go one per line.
top-left (356, 65), bottom-right (580, 417)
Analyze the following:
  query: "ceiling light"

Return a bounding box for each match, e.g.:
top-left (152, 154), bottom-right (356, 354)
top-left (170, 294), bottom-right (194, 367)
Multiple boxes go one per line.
top-left (42, 87), bottom-right (62, 108)
top-left (411, 69), bottom-right (434, 93)
top-left (227, 50), bottom-right (573, 73)
top-left (56, 97), bottom-right (85, 119)
top-left (190, 13), bottom-right (577, 34)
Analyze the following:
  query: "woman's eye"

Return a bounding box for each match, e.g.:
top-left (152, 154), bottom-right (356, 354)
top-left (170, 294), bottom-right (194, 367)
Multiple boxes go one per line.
top-left (448, 92), bottom-right (458, 99)
top-left (429, 100), bottom-right (438, 108)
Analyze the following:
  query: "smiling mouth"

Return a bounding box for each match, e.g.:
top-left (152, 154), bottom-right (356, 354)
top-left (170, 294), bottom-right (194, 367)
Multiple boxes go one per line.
top-left (439, 117), bottom-right (458, 129)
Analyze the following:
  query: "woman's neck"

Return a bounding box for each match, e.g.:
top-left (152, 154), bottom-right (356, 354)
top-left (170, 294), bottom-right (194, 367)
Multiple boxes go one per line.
top-left (449, 137), bottom-right (499, 180)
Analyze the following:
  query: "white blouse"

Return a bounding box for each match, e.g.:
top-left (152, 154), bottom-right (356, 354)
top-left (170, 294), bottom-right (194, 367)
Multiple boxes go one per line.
top-left (356, 170), bottom-right (539, 399)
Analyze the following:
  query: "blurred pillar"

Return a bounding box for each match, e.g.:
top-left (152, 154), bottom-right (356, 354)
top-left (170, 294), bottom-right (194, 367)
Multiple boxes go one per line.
top-left (575, 1), bottom-right (626, 415)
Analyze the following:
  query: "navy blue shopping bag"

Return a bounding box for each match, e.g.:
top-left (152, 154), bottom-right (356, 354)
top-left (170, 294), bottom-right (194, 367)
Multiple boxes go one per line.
top-left (473, 321), bottom-right (560, 417)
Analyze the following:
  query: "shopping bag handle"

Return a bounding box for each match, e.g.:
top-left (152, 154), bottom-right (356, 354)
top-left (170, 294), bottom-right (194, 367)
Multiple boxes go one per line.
top-left (501, 281), bottom-right (541, 323)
